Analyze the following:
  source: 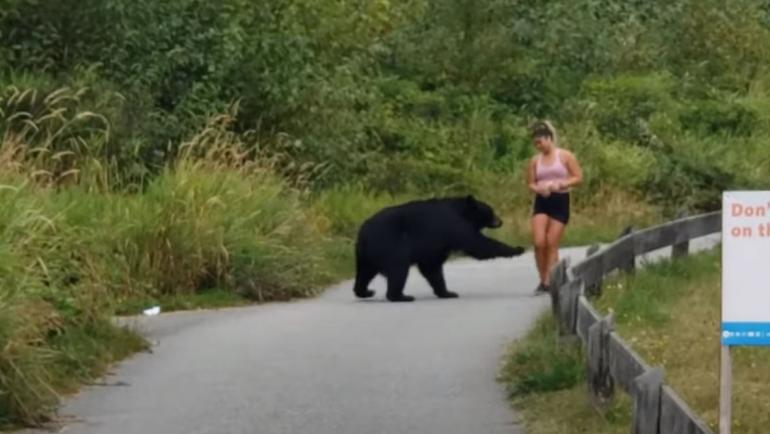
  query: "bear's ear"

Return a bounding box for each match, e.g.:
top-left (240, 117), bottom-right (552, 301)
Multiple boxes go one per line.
top-left (465, 194), bottom-right (476, 203)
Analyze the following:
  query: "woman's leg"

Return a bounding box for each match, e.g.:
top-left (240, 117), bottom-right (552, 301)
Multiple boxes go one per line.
top-left (545, 218), bottom-right (567, 283)
top-left (532, 213), bottom-right (550, 285)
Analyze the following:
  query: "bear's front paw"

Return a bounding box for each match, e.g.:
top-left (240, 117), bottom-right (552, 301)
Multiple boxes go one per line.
top-left (506, 246), bottom-right (526, 257)
top-left (435, 291), bottom-right (459, 299)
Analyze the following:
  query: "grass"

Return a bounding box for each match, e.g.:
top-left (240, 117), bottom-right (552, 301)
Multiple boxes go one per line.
top-left (502, 247), bottom-right (770, 434)
top-left (0, 314), bottom-right (147, 429)
top-left (497, 315), bottom-right (633, 434)
top-left (510, 383), bottom-right (633, 434)
top-left (0, 111), bottom-right (359, 426)
top-left (47, 322), bottom-right (148, 394)
top-left (0, 180), bottom-right (352, 427)
top-left (498, 315), bottom-right (585, 398)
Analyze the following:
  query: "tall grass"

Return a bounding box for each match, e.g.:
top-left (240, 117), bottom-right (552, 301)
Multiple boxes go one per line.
top-left (95, 115), bottom-right (337, 303)
top-left (0, 89), bottom-right (357, 426)
top-left (0, 179), bottom-right (137, 426)
top-left (0, 85), bottom-right (111, 190)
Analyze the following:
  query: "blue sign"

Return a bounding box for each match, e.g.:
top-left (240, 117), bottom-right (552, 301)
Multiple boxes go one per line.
top-left (722, 322), bottom-right (770, 346)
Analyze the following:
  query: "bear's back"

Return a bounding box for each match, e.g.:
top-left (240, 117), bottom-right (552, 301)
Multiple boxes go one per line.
top-left (363, 198), bottom-right (460, 226)
top-left (358, 198), bottom-right (466, 243)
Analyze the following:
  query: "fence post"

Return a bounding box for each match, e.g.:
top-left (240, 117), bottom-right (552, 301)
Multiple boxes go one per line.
top-left (588, 313), bottom-right (615, 410)
top-left (672, 210), bottom-right (690, 258)
top-left (660, 386), bottom-right (715, 434)
top-left (558, 279), bottom-right (582, 338)
top-left (586, 244), bottom-right (601, 257)
top-left (549, 258), bottom-right (570, 316)
top-left (585, 245), bottom-right (603, 297)
top-left (619, 225), bottom-right (636, 274)
top-left (632, 367), bottom-right (665, 434)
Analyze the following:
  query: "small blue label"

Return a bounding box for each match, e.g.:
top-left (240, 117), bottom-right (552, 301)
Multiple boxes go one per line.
top-left (722, 322), bottom-right (770, 346)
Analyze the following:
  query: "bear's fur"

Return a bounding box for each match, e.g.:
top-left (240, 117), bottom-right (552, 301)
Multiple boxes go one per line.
top-left (353, 195), bottom-right (525, 302)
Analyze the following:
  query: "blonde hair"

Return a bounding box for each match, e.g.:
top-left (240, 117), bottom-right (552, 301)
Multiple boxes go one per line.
top-left (530, 120), bottom-right (558, 145)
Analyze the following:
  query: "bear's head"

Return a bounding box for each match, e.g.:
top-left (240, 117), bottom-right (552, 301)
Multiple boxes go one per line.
top-left (461, 195), bottom-right (503, 230)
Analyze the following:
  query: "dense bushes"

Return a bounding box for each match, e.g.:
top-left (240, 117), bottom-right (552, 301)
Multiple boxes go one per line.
top-left (2, 0), bottom-right (768, 206)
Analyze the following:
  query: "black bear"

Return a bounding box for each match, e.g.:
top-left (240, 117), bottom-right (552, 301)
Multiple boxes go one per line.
top-left (353, 195), bottom-right (525, 302)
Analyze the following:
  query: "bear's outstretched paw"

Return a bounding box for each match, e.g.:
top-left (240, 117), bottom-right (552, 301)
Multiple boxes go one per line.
top-left (386, 294), bottom-right (415, 302)
top-left (435, 291), bottom-right (459, 299)
top-left (507, 246), bottom-right (526, 257)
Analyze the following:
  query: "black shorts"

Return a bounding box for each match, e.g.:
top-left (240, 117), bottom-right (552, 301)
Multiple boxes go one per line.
top-left (533, 192), bottom-right (570, 225)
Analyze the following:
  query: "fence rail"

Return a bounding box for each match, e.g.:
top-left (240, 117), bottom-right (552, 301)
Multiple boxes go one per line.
top-left (547, 211), bottom-right (721, 434)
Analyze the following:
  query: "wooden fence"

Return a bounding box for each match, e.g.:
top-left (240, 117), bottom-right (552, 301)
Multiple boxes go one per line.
top-left (547, 211), bottom-right (721, 434)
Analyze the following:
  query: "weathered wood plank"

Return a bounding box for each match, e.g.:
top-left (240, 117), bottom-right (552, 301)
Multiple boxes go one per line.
top-left (586, 244), bottom-right (601, 257)
top-left (633, 212), bottom-right (721, 256)
top-left (572, 254), bottom-right (602, 281)
top-left (574, 212), bottom-right (720, 279)
top-left (677, 212), bottom-right (721, 242)
top-left (549, 258), bottom-right (571, 316)
top-left (633, 223), bottom-right (678, 255)
top-left (588, 314), bottom-right (615, 409)
top-left (608, 332), bottom-right (650, 393)
top-left (572, 253), bottom-right (604, 296)
top-left (576, 296), bottom-right (602, 342)
top-left (549, 257), bottom-right (570, 288)
top-left (660, 386), bottom-right (715, 434)
top-left (603, 236), bottom-right (636, 276)
top-left (632, 368), bottom-right (664, 434)
top-left (672, 211), bottom-right (690, 258)
top-left (558, 279), bottom-right (582, 335)
top-left (618, 226), bottom-right (636, 273)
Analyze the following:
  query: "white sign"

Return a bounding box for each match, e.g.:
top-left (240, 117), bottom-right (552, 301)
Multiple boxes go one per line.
top-left (722, 191), bottom-right (770, 346)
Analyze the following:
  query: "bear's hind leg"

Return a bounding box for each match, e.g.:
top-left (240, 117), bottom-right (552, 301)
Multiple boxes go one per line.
top-left (353, 260), bottom-right (377, 299)
top-left (418, 262), bottom-right (458, 299)
top-left (385, 264), bottom-right (414, 302)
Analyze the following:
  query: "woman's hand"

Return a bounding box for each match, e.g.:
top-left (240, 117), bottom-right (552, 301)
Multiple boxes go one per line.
top-left (536, 182), bottom-right (551, 197)
top-left (551, 180), bottom-right (567, 191)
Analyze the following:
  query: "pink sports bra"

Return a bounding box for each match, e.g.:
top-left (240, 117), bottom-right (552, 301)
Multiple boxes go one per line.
top-left (535, 149), bottom-right (570, 192)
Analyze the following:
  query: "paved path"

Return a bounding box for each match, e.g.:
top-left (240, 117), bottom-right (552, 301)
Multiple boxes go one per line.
top-left (25, 235), bottom-right (720, 434)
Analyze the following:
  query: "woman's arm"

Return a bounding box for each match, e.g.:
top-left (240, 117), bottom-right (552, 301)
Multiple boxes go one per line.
top-left (526, 158), bottom-right (545, 195)
top-left (558, 150), bottom-right (583, 189)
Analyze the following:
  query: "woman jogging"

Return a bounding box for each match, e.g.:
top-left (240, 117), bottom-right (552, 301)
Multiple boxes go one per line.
top-left (527, 121), bottom-right (583, 294)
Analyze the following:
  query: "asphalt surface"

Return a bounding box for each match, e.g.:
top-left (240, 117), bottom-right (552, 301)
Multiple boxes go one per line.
top-left (24, 235), bottom-right (720, 434)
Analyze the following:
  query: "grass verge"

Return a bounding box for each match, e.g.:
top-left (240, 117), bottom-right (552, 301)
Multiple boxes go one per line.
top-left (501, 248), bottom-right (770, 434)
top-left (498, 315), bottom-right (632, 434)
top-left (596, 248), bottom-right (770, 433)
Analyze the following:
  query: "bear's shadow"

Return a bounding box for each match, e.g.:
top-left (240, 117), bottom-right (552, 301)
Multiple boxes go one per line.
top-left (352, 287), bottom-right (535, 303)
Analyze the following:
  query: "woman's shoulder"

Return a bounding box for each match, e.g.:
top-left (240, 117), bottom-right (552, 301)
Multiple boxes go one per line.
top-left (557, 148), bottom-right (577, 161)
